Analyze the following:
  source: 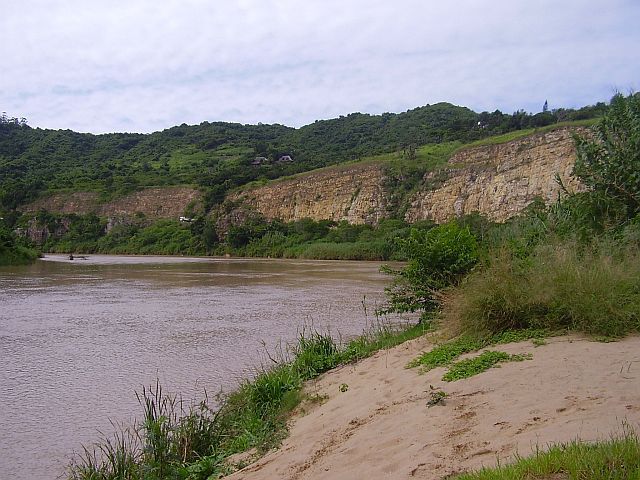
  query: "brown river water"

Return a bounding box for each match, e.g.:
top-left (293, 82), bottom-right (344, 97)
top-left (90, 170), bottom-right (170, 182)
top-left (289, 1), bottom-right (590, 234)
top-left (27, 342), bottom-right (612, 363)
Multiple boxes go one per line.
top-left (0, 254), bottom-right (402, 479)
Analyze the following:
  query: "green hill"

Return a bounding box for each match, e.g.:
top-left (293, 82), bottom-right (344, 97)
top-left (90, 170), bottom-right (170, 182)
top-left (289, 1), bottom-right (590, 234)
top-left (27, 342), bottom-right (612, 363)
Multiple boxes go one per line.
top-left (0, 101), bottom-right (606, 214)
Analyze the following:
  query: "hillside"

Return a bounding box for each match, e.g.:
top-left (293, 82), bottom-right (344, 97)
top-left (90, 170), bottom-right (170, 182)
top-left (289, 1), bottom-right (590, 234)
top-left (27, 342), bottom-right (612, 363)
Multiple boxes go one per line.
top-left (228, 124), bottom-right (588, 226)
top-left (0, 99), bottom-right (608, 258)
top-left (0, 102), bottom-right (605, 214)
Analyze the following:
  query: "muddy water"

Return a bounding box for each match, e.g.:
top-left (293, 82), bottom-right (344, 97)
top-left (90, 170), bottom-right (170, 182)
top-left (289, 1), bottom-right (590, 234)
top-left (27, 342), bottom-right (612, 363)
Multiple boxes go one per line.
top-left (0, 255), bottom-right (400, 479)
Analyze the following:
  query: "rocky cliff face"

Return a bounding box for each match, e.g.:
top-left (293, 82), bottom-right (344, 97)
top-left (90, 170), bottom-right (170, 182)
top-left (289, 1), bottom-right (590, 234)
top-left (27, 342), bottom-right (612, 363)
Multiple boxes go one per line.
top-left (230, 163), bottom-right (389, 224)
top-left (229, 127), bottom-right (585, 226)
top-left (22, 187), bottom-right (202, 220)
top-left (405, 127), bottom-right (586, 223)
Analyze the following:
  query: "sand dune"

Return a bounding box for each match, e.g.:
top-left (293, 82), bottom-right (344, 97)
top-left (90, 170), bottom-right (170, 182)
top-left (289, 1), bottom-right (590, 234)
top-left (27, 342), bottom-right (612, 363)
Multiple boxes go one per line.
top-left (228, 335), bottom-right (640, 479)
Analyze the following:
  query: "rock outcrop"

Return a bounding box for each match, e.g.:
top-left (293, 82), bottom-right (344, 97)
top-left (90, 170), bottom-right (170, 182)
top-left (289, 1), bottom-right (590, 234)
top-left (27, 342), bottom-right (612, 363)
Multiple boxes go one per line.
top-left (230, 163), bottom-right (388, 225)
top-left (405, 128), bottom-right (586, 223)
top-left (22, 186), bottom-right (202, 220)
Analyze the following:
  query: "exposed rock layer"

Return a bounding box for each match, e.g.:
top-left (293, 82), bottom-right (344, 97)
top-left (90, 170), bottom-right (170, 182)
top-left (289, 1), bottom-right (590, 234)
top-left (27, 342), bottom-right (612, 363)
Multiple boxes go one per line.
top-left (19, 127), bottom-right (587, 227)
top-left (405, 128), bottom-right (586, 223)
top-left (22, 187), bottom-right (201, 220)
top-left (231, 163), bottom-right (388, 225)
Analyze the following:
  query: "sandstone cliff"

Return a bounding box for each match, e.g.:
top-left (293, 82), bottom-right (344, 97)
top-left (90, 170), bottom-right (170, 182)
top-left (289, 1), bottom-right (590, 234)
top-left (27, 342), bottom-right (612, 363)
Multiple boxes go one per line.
top-left (405, 128), bottom-right (586, 223)
top-left (22, 186), bottom-right (202, 220)
top-left (229, 127), bottom-right (585, 226)
top-left (19, 127), bottom-right (587, 229)
top-left (230, 163), bottom-right (389, 225)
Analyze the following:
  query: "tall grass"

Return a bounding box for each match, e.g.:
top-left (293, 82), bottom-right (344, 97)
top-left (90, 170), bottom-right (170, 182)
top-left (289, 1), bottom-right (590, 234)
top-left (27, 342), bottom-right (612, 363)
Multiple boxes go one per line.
top-left (66, 322), bottom-right (426, 479)
top-left (443, 240), bottom-right (640, 338)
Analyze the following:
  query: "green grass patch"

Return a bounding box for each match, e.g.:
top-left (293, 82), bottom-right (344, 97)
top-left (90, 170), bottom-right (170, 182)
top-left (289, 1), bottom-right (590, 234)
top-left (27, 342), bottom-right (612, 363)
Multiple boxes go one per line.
top-left (454, 429), bottom-right (640, 479)
top-left (407, 335), bottom-right (484, 370)
top-left (442, 350), bottom-right (531, 382)
top-left (407, 328), bottom-right (547, 371)
top-left (459, 119), bottom-right (598, 150)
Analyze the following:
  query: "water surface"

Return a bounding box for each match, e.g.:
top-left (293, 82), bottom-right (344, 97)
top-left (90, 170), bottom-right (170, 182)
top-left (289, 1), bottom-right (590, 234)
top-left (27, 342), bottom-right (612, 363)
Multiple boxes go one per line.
top-left (0, 255), bottom-right (399, 479)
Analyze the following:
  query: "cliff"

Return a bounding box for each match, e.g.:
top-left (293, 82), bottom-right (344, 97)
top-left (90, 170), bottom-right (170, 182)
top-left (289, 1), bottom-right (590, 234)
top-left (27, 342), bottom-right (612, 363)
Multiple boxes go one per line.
top-left (229, 127), bottom-right (585, 225)
top-left (230, 162), bottom-right (389, 225)
top-left (21, 186), bottom-right (202, 220)
top-left (405, 127), bottom-right (586, 223)
top-left (18, 127), bottom-right (587, 228)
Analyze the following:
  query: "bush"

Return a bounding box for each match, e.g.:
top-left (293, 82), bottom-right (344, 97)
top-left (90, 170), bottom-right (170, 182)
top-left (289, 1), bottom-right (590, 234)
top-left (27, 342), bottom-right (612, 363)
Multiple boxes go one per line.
top-left (382, 222), bottom-right (478, 316)
top-left (574, 93), bottom-right (640, 217)
top-left (444, 240), bottom-right (640, 338)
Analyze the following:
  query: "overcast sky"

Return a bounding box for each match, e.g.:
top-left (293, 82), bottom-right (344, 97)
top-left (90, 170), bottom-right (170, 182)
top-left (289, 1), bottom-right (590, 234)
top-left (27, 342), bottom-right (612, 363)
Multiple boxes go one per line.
top-left (1, 0), bottom-right (638, 134)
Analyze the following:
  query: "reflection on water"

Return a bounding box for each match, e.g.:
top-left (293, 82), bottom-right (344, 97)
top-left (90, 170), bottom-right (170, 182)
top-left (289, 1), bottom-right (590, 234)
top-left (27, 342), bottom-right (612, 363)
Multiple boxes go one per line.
top-left (0, 254), bottom-right (399, 479)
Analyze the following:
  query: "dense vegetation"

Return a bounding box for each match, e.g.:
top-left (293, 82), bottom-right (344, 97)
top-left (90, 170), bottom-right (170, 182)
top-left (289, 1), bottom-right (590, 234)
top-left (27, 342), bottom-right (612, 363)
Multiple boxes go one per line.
top-left (1, 101), bottom-right (606, 215)
top-left (388, 93), bottom-right (640, 340)
top-left (31, 212), bottom-right (433, 260)
top-left (0, 219), bottom-right (38, 265)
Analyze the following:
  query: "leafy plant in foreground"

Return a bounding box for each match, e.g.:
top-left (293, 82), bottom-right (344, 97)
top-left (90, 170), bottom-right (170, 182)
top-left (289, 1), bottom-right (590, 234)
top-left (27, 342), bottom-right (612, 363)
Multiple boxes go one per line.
top-left (574, 92), bottom-right (640, 218)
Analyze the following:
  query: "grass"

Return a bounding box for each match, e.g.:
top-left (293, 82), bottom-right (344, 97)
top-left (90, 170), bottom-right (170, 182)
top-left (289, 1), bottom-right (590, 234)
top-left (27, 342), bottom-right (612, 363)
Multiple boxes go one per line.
top-left (458, 119), bottom-right (598, 150)
top-left (407, 328), bottom-right (547, 371)
top-left (454, 429), bottom-right (640, 479)
top-left (443, 241), bottom-right (640, 339)
top-left (66, 321), bottom-right (429, 479)
top-left (442, 350), bottom-right (531, 382)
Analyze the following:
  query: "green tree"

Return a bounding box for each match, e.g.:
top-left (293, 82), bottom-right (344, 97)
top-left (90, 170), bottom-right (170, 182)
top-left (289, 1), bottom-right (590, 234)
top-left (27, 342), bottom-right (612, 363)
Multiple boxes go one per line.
top-left (382, 222), bottom-right (478, 319)
top-left (574, 93), bottom-right (640, 217)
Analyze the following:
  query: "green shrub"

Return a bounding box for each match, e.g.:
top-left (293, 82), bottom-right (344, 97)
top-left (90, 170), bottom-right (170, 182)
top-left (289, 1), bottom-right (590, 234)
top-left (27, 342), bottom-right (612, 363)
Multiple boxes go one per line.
top-left (574, 93), bottom-right (640, 217)
top-left (382, 221), bottom-right (478, 315)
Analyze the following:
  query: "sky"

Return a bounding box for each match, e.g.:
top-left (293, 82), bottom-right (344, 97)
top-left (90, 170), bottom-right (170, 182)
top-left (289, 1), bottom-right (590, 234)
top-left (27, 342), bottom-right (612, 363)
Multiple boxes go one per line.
top-left (1, 0), bottom-right (638, 134)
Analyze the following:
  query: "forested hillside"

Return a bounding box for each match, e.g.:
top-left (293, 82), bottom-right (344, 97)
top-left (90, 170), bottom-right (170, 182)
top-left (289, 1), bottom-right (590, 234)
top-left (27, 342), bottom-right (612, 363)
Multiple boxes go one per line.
top-left (0, 101), bottom-right (606, 214)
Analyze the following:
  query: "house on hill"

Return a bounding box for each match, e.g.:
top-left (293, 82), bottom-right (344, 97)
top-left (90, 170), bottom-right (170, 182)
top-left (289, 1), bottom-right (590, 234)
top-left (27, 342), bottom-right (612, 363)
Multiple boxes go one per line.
top-left (276, 155), bottom-right (294, 164)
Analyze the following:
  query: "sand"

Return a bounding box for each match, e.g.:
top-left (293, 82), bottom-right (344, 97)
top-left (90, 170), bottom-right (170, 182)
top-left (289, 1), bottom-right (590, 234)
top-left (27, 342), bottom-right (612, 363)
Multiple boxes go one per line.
top-left (227, 335), bottom-right (640, 480)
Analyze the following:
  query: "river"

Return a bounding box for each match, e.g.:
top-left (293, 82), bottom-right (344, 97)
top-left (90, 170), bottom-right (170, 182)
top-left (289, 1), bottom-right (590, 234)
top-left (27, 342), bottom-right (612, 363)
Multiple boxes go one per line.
top-left (0, 254), bottom-right (402, 479)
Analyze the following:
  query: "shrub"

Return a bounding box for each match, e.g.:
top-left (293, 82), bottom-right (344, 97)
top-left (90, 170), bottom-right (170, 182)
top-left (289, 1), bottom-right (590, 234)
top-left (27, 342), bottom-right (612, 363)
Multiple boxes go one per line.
top-left (574, 93), bottom-right (640, 217)
top-left (382, 222), bottom-right (478, 316)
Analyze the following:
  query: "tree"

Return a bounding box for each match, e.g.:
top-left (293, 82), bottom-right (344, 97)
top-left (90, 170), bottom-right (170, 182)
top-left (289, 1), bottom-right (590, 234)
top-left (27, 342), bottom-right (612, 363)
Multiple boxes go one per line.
top-left (574, 93), bottom-right (640, 216)
top-left (381, 222), bottom-right (478, 320)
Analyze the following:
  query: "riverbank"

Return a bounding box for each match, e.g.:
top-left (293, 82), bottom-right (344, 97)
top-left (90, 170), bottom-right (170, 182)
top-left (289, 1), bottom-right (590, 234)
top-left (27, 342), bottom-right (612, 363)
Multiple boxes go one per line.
top-left (227, 334), bottom-right (640, 479)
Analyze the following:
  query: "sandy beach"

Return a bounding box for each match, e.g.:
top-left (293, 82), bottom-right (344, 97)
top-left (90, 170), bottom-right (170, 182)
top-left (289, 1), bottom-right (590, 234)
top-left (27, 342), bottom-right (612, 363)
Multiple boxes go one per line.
top-left (228, 335), bottom-right (640, 479)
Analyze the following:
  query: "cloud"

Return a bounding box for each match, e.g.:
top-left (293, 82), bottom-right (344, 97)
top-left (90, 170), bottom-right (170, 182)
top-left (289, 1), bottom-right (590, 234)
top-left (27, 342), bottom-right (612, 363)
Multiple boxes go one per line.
top-left (1, 0), bottom-right (638, 133)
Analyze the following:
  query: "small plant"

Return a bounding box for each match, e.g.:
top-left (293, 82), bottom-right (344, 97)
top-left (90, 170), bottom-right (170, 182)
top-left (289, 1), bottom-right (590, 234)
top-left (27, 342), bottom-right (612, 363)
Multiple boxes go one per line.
top-left (426, 389), bottom-right (447, 407)
top-left (407, 336), bottom-right (484, 370)
top-left (442, 351), bottom-right (531, 382)
top-left (339, 383), bottom-right (349, 393)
